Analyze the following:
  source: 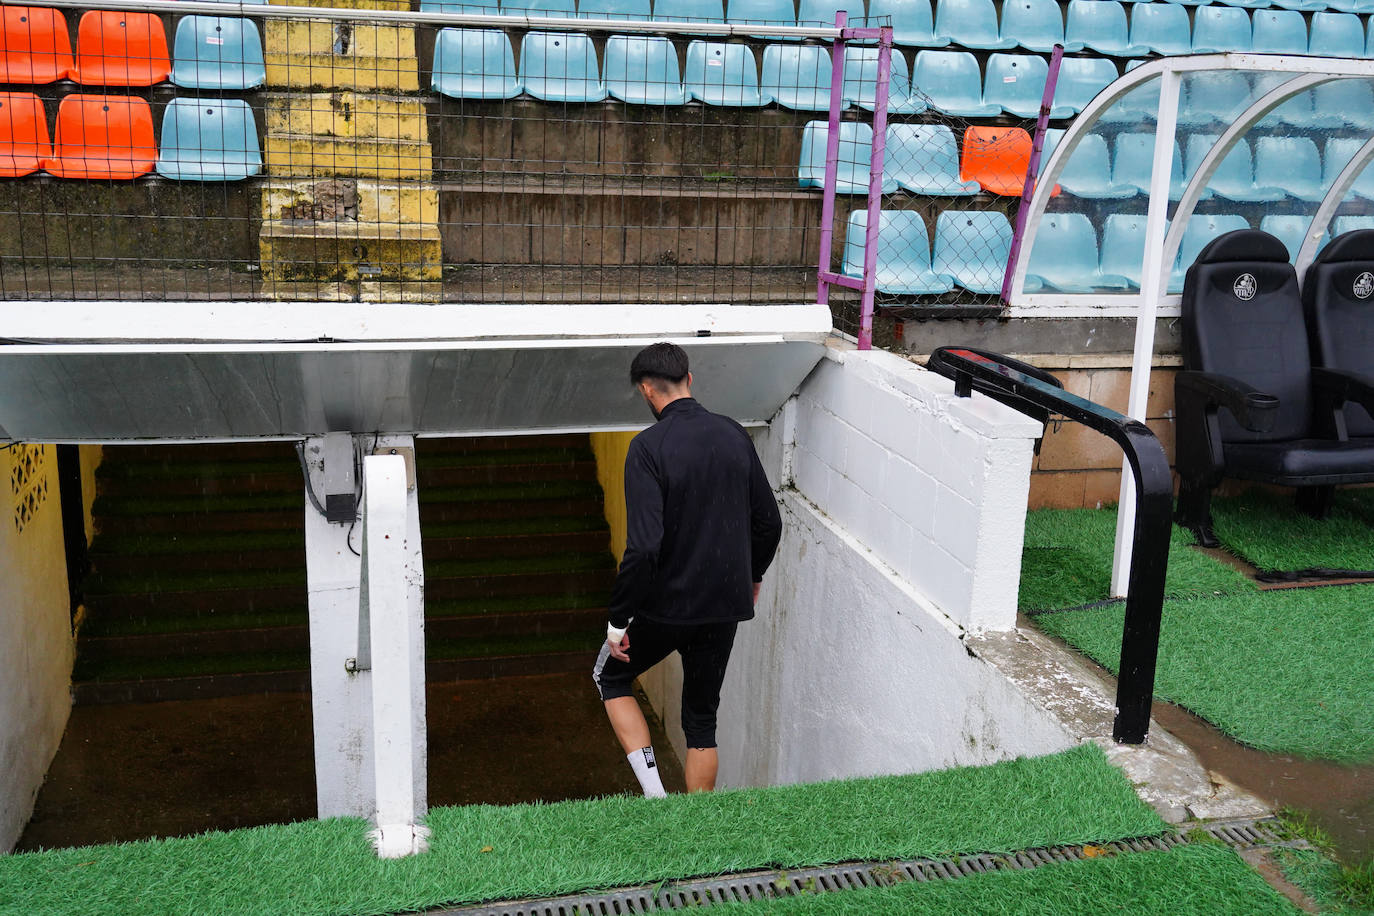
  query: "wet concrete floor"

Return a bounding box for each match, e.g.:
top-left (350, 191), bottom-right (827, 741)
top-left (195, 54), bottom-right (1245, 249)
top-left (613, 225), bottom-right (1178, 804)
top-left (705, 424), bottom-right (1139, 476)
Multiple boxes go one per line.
top-left (17, 672), bottom-right (684, 852)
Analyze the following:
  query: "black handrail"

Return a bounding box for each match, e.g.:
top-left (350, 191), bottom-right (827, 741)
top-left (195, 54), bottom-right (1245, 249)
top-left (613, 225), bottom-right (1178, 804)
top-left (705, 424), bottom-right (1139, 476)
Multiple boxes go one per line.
top-left (927, 347), bottom-right (1173, 745)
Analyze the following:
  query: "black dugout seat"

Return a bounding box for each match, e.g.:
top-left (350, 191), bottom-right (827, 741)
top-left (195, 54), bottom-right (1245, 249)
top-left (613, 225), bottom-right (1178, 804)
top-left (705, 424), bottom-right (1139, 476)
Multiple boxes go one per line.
top-left (1174, 229), bottom-right (1374, 546)
top-left (1302, 229), bottom-right (1374, 440)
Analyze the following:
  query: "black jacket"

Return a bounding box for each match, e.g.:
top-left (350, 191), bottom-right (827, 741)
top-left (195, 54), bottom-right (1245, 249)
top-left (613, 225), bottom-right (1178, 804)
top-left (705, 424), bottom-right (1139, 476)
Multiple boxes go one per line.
top-left (608, 398), bottom-right (783, 627)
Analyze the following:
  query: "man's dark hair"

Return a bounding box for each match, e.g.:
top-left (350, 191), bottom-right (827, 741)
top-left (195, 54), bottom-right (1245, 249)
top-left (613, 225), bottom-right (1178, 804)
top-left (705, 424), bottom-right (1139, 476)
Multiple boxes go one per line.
top-left (630, 342), bottom-right (690, 388)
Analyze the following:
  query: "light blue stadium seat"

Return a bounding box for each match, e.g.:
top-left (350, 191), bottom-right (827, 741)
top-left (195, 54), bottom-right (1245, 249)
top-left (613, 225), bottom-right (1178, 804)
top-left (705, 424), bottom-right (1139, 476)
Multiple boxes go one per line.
top-left (1308, 12), bottom-right (1364, 56)
top-left (604, 35), bottom-right (687, 104)
top-left (1268, 0), bottom-right (1326, 12)
top-left (1214, 0), bottom-right (1271, 11)
top-left (1254, 136), bottom-right (1324, 202)
top-left (843, 209), bottom-right (953, 295)
top-left (1026, 213), bottom-right (1130, 291)
top-left (1171, 214), bottom-right (1250, 292)
top-left (1042, 129), bottom-right (1133, 199)
top-left (685, 41), bottom-right (761, 105)
top-left (156, 98), bottom-right (261, 181)
top-left (1100, 214), bottom-right (1151, 289)
top-left (1098, 67), bottom-right (1161, 123)
top-left (999, 0), bottom-right (1064, 52)
top-left (760, 44), bottom-right (832, 109)
top-left (911, 50), bottom-right (999, 115)
top-left (726, 0), bottom-right (798, 38)
top-left (501, 0), bottom-right (576, 15)
top-left (1176, 70), bottom-right (1253, 126)
top-left (170, 15), bottom-right (265, 90)
top-left (1251, 9), bottom-right (1307, 53)
top-left (1111, 132), bottom-right (1184, 199)
top-left (798, 0), bottom-right (866, 26)
top-left (1162, 0), bottom-right (1209, 8)
top-left (1328, 0), bottom-right (1374, 13)
top-left (842, 47), bottom-right (924, 112)
top-left (579, 0), bottom-right (651, 17)
top-left (432, 28), bottom-right (520, 99)
top-left (654, 0), bottom-right (725, 28)
top-left (983, 53), bottom-right (1071, 118)
top-left (1184, 134), bottom-right (1283, 203)
top-left (522, 31), bottom-right (606, 101)
top-left (421, 0), bottom-right (500, 12)
top-left (1260, 215), bottom-right (1326, 262)
top-left (1307, 79), bottom-right (1374, 130)
top-left (886, 123), bottom-right (979, 195)
top-left (1323, 138), bottom-right (1374, 201)
top-left (931, 209), bottom-right (1013, 294)
top-left (869, 0), bottom-right (946, 46)
top-left (1332, 215), bottom-right (1374, 235)
top-left (1191, 6), bottom-right (1253, 53)
top-left (933, 0), bottom-right (1016, 49)
top-left (1127, 3), bottom-right (1191, 56)
top-left (798, 120), bottom-right (899, 193)
top-left (1055, 58), bottom-right (1119, 115)
top-left (1064, 0), bottom-right (1134, 56)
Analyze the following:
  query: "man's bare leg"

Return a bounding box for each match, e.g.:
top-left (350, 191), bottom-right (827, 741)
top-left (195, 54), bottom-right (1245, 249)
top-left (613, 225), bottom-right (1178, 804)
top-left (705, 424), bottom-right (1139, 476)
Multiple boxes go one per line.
top-left (604, 696), bottom-right (651, 753)
top-left (684, 748), bottom-right (718, 792)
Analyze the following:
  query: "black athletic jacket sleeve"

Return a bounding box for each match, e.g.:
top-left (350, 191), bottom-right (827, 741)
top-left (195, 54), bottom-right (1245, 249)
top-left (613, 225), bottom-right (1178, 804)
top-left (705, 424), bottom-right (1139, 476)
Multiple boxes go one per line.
top-left (607, 398), bottom-right (782, 628)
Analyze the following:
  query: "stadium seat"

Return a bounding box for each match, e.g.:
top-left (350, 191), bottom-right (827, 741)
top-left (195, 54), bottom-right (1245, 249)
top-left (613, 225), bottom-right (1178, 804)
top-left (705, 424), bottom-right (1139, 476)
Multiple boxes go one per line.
top-left (1042, 129), bottom-right (1133, 199)
top-left (1260, 215), bottom-right (1325, 262)
top-left (1128, 3), bottom-right (1191, 56)
top-left (798, 120), bottom-right (898, 193)
top-left (1213, 0), bottom-right (1270, 10)
top-left (420, 0), bottom-right (499, 12)
top-left (74, 11), bottom-right (170, 86)
top-left (1191, 6), bottom-right (1252, 53)
top-left (869, 0), bottom-right (946, 46)
top-left (1308, 12), bottom-right (1364, 57)
top-left (911, 50), bottom-right (999, 116)
top-left (1176, 70), bottom-right (1254, 126)
top-left (1055, 57), bottom-right (1119, 115)
top-left (1063, 0), bottom-right (1134, 56)
top-left (579, 0), bottom-right (651, 19)
top-left (798, 0), bottom-right (866, 26)
top-left (155, 98), bottom-right (261, 181)
top-left (1332, 216), bottom-right (1374, 236)
top-left (1269, 0), bottom-right (1327, 12)
top-left (685, 41), bottom-right (761, 105)
top-left (1111, 132), bottom-right (1185, 199)
top-left (520, 31), bottom-right (607, 102)
top-left (170, 16), bottom-right (265, 90)
top-left (999, 0), bottom-right (1064, 52)
top-left (604, 35), bottom-right (686, 104)
top-left (843, 209), bottom-right (953, 295)
top-left (983, 54), bottom-right (1071, 118)
top-left (1305, 79), bottom-right (1374, 130)
top-left (1169, 214), bottom-right (1250, 292)
top-left (0, 6), bottom-right (74, 83)
top-left (885, 123), bottom-right (980, 195)
top-left (726, 0), bottom-right (798, 38)
top-left (1302, 230), bottom-right (1374, 439)
top-left (931, 209), bottom-right (1014, 294)
top-left (1254, 137), bottom-right (1325, 202)
top-left (503, 0), bottom-right (576, 14)
top-left (842, 47), bottom-right (923, 112)
top-left (1251, 9), bottom-right (1308, 53)
top-left (1328, 0), bottom-right (1374, 13)
top-left (42, 94), bottom-right (155, 179)
top-left (1099, 214), bottom-right (1151, 289)
top-left (654, 0), bottom-right (725, 26)
top-left (933, 0), bottom-right (1016, 49)
top-left (432, 29), bottom-right (520, 99)
top-left (1322, 138), bottom-right (1374, 201)
top-left (0, 92), bottom-right (50, 177)
top-left (960, 125), bottom-right (1059, 196)
top-left (1097, 67), bottom-right (1161, 123)
top-left (1185, 134), bottom-right (1283, 203)
top-left (760, 44), bottom-right (832, 109)
top-left (1026, 213), bottom-right (1131, 291)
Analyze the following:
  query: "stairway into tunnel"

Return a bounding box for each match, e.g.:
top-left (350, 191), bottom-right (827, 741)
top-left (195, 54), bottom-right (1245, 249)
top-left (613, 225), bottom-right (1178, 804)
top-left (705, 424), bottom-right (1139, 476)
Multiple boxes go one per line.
top-left (73, 434), bottom-right (617, 705)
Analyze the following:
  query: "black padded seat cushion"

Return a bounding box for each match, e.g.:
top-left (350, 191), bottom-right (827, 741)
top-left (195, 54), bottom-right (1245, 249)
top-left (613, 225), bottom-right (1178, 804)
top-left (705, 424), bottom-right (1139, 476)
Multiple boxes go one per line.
top-left (1226, 438), bottom-right (1374, 483)
top-left (1304, 229), bottom-right (1374, 438)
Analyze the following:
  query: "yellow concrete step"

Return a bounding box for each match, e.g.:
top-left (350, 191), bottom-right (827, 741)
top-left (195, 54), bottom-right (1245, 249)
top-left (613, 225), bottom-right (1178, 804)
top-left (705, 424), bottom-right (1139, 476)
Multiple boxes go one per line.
top-left (263, 179), bottom-right (439, 225)
top-left (264, 92), bottom-right (428, 143)
top-left (258, 280), bottom-right (443, 302)
top-left (265, 133), bottom-right (432, 179)
top-left (260, 221), bottom-right (443, 282)
top-left (264, 22), bottom-right (419, 90)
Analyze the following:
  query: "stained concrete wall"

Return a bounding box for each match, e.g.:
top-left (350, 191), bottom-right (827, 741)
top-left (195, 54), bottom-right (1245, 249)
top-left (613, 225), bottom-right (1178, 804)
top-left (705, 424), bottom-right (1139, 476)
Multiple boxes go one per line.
top-left (589, 430), bottom-right (639, 563)
top-left (639, 346), bottom-right (1076, 786)
top-left (0, 445), bottom-right (74, 853)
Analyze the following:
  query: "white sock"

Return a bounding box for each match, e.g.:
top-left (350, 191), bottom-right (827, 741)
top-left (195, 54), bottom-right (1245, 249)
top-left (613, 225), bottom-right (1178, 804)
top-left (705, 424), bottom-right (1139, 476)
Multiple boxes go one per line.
top-left (627, 746), bottom-right (667, 798)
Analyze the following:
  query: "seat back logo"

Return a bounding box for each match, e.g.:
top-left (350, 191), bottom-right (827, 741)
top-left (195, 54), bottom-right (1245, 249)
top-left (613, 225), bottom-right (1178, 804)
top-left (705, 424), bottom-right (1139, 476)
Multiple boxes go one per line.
top-left (1354, 272), bottom-right (1374, 300)
top-left (1233, 273), bottom-right (1257, 300)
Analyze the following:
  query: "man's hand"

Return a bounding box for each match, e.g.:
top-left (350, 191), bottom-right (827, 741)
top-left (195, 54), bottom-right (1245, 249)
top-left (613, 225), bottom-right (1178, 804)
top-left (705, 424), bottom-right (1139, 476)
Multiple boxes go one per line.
top-left (753, 581), bottom-right (761, 605)
top-left (608, 633), bottom-right (631, 663)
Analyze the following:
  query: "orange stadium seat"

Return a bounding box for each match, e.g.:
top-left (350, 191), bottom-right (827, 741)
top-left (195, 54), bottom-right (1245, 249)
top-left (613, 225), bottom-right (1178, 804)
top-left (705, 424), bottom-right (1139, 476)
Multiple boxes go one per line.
top-left (73, 11), bottom-right (169, 86)
top-left (0, 6), bottom-right (75, 83)
top-left (0, 92), bottom-right (51, 177)
top-left (42, 94), bottom-right (155, 179)
top-left (959, 125), bottom-right (1059, 197)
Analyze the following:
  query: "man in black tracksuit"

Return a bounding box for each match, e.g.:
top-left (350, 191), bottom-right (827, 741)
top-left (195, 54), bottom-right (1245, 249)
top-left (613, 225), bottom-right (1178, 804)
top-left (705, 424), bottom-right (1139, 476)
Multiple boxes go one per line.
top-left (593, 342), bottom-right (783, 796)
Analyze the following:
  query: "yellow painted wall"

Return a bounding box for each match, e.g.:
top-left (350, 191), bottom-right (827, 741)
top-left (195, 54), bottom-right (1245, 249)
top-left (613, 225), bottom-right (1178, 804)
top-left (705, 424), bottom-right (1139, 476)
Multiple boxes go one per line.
top-left (589, 431), bottom-right (639, 563)
top-left (0, 444), bottom-right (74, 852)
top-left (79, 445), bottom-right (102, 544)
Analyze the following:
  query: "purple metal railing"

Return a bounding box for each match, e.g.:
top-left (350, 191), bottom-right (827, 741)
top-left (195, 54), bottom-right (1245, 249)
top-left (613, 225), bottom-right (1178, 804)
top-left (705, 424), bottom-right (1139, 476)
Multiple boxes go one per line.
top-left (1002, 43), bottom-right (1066, 302)
top-left (814, 12), bottom-right (893, 351)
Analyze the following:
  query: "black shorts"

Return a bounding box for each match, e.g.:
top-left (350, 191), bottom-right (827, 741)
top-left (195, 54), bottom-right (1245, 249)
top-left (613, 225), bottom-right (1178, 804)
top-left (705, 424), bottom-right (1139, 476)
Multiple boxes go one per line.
top-left (592, 618), bottom-right (739, 749)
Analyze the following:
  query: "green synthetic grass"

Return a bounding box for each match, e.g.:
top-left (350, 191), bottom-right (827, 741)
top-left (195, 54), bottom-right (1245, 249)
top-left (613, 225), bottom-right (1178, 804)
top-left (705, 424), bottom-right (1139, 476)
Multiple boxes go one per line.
top-left (715, 845), bottom-right (1299, 915)
top-left (97, 458), bottom-right (300, 480)
top-left (1212, 489), bottom-right (1374, 573)
top-left (420, 480), bottom-right (604, 504)
top-left (1018, 509), bottom-right (1253, 611)
top-left (79, 608), bottom-right (308, 639)
top-left (424, 550), bottom-right (614, 579)
top-left (1276, 848), bottom-right (1374, 915)
top-left (423, 515), bottom-right (609, 538)
top-left (0, 744), bottom-right (1165, 916)
top-left (93, 490), bottom-right (305, 517)
top-left (417, 446), bottom-right (593, 468)
top-left (425, 592), bottom-right (609, 617)
top-left (91, 529), bottom-right (306, 557)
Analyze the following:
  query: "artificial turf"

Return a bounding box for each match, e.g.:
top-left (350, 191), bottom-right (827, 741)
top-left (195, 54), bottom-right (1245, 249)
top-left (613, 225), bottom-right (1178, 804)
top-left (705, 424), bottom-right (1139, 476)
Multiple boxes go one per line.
top-left (1211, 489), bottom-right (1374, 574)
top-left (1276, 848), bottom-right (1374, 916)
top-left (0, 744), bottom-right (1165, 916)
top-left (716, 845), bottom-right (1300, 915)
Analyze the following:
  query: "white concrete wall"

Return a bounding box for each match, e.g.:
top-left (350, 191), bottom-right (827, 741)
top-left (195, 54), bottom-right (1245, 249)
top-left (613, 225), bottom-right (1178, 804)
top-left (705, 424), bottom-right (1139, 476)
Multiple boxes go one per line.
top-left (0, 445), bottom-right (74, 852)
top-left (640, 346), bottom-right (1074, 787)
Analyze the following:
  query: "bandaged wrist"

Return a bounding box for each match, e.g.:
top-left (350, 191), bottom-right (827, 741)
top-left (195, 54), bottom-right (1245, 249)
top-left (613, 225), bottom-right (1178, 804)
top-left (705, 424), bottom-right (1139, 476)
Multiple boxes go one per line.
top-left (607, 622), bottom-right (628, 644)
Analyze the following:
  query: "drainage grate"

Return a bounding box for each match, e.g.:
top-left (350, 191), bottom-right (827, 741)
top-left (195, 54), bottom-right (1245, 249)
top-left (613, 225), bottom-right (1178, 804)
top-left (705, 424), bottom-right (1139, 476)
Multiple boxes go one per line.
top-left (424, 817), bottom-right (1303, 916)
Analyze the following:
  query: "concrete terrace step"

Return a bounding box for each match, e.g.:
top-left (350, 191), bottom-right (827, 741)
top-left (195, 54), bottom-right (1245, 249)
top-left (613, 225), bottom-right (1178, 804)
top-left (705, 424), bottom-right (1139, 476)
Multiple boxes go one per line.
top-left (259, 221), bottom-right (442, 283)
top-left (263, 21), bottom-right (420, 92)
top-left (262, 93), bottom-right (430, 144)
